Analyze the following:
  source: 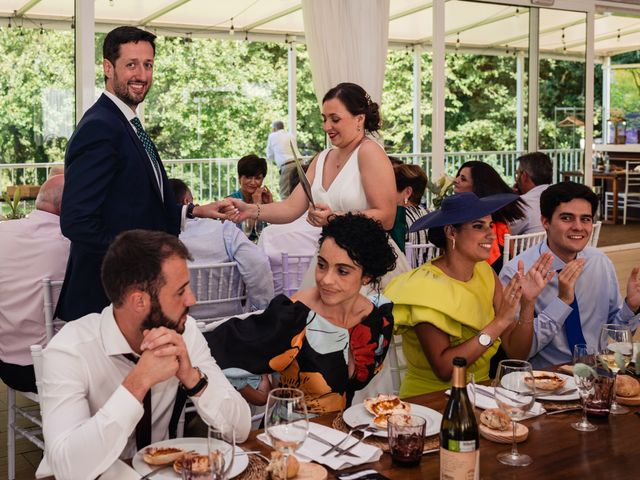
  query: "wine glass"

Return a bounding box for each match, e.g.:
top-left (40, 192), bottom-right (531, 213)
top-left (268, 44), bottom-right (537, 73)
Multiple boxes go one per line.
top-left (265, 388), bottom-right (309, 479)
top-left (598, 324), bottom-right (633, 415)
top-left (208, 424), bottom-right (235, 480)
top-left (571, 343), bottom-right (598, 432)
top-left (493, 359), bottom-right (536, 467)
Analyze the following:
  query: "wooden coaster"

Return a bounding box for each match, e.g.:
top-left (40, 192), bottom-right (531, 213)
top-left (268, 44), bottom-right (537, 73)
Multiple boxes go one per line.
top-left (616, 394), bottom-right (640, 406)
top-left (236, 453), bottom-right (268, 480)
top-left (297, 462), bottom-right (328, 480)
top-left (479, 423), bottom-right (528, 444)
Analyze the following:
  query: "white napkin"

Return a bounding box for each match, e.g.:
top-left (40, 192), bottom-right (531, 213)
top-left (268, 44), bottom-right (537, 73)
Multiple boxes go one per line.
top-left (257, 422), bottom-right (382, 470)
top-left (445, 384), bottom-right (546, 418)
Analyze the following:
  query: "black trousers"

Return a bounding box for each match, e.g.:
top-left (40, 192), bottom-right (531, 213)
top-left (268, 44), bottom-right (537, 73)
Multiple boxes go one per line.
top-left (0, 359), bottom-right (37, 393)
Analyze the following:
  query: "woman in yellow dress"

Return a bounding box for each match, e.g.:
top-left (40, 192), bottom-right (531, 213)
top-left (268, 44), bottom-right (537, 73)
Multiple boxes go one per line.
top-left (384, 192), bottom-right (554, 396)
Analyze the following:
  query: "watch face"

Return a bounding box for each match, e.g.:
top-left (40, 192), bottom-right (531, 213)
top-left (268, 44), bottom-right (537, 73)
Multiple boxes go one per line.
top-left (478, 333), bottom-right (492, 347)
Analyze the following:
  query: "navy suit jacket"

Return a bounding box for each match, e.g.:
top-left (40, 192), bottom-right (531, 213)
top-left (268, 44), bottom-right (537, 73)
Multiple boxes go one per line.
top-left (56, 94), bottom-right (182, 321)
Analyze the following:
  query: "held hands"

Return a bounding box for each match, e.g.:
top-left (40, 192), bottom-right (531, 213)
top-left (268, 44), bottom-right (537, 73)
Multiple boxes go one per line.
top-left (519, 253), bottom-right (555, 302)
top-left (626, 266), bottom-right (640, 312)
top-left (193, 199), bottom-right (238, 220)
top-left (140, 327), bottom-right (196, 387)
top-left (307, 202), bottom-right (334, 227)
top-left (226, 198), bottom-right (257, 223)
top-left (557, 258), bottom-right (585, 305)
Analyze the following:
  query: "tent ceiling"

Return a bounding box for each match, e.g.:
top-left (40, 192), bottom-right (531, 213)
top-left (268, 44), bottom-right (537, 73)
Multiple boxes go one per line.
top-left (2, 0), bottom-right (639, 58)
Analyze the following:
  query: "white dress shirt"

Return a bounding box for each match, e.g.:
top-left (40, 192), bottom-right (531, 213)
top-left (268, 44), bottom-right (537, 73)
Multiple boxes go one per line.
top-left (266, 129), bottom-right (299, 168)
top-left (37, 306), bottom-right (251, 480)
top-left (0, 210), bottom-right (69, 365)
top-left (180, 218), bottom-right (274, 316)
top-left (509, 184), bottom-right (548, 235)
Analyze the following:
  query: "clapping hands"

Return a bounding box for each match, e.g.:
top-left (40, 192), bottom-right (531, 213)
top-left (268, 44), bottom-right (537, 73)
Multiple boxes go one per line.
top-left (519, 252), bottom-right (555, 302)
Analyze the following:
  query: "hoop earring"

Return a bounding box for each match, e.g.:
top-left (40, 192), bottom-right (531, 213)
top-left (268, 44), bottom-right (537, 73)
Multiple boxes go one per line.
top-left (452, 237), bottom-right (456, 250)
top-left (403, 197), bottom-right (408, 206)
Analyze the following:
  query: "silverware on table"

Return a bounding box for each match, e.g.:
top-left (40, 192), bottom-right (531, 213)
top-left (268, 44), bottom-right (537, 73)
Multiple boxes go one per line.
top-left (307, 431), bottom-right (359, 457)
top-left (338, 427), bottom-right (377, 457)
top-left (321, 423), bottom-right (369, 457)
top-left (235, 450), bottom-right (271, 462)
top-left (139, 464), bottom-right (172, 480)
top-left (546, 406), bottom-right (582, 415)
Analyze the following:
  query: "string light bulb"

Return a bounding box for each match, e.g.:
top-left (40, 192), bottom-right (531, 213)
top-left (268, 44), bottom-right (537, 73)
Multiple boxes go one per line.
top-left (229, 17), bottom-right (235, 36)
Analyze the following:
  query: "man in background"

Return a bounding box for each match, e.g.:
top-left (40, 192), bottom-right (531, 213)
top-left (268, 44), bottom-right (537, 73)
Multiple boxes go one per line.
top-left (510, 151), bottom-right (552, 235)
top-left (265, 120), bottom-right (300, 199)
top-left (170, 179), bottom-right (273, 318)
top-left (57, 26), bottom-right (231, 322)
top-left (0, 174), bottom-right (69, 393)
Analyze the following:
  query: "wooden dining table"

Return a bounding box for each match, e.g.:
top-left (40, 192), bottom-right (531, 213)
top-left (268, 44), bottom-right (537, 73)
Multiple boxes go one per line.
top-left (242, 388), bottom-right (639, 479)
top-left (561, 170), bottom-right (627, 224)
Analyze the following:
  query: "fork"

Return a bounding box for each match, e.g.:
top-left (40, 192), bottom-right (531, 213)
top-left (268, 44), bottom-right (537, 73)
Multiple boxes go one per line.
top-left (336, 427), bottom-right (377, 457)
top-left (308, 432), bottom-right (359, 457)
top-left (321, 423), bottom-right (369, 457)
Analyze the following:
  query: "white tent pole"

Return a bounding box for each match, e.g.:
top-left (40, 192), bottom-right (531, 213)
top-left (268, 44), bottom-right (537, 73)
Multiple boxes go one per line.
top-left (527, 7), bottom-right (539, 153)
top-left (74, 0), bottom-right (95, 123)
top-left (584, 10), bottom-right (595, 188)
top-left (602, 56), bottom-right (611, 143)
top-left (412, 46), bottom-right (422, 157)
top-left (431, 0), bottom-right (445, 180)
top-left (287, 38), bottom-right (297, 136)
top-left (516, 51), bottom-right (525, 153)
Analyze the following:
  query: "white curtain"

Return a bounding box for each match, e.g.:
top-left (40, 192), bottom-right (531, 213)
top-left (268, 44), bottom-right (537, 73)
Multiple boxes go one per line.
top-left (302, 0), bottom-right (390, 106)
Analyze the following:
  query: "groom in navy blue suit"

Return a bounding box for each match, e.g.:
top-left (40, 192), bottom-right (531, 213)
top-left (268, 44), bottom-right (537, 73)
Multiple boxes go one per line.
top-left (57, 27), bottom-right (231, 321)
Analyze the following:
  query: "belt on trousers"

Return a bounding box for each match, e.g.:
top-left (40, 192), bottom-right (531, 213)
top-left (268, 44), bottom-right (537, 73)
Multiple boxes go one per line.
top-left (279, 160), bottom-right (295, 172)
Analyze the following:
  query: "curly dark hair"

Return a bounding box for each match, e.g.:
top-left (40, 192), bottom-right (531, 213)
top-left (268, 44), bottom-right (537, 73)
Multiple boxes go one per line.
top-left (319, 213), bottom-right (396, 287)
top-left (456, 161), bottom-right (526, 223)
top-left (322, 83), bottom-right (382, 133)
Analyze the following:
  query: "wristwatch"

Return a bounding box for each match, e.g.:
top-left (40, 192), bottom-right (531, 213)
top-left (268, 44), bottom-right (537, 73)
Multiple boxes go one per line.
top-left (181, 367), bottom-right (208, 396)
top-left (186, 203), bottom-right (196, 219)
top-left (477, 331), bottom-right (493, 347)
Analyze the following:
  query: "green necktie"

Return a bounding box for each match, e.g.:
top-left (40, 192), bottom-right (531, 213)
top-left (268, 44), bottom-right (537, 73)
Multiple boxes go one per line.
top-left (131, 117), bottom-right (163, 190)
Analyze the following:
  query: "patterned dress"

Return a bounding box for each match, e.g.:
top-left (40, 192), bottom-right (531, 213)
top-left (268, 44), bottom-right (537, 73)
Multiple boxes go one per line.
top-left (205, 294), bottom-right (394, 414)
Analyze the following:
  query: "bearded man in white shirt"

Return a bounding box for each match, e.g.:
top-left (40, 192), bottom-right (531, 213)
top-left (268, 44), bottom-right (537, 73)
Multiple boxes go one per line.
top-left (37, 230), bottom-right (250, 480)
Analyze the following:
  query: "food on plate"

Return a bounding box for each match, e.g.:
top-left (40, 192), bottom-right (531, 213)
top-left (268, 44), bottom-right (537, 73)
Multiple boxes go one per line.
top-left (266, 451), bottom-right (300, 479)
top-left (372, 412), bottom-right (413, 429)
top-left (142, 446), bottom-right (185, 465)
top-left (523, 372), bottom-right (567, 391)
top-left (173, 454), bottom-right (210, 474)
top-left (364, 394), bottom-right (412, 429)
top-left (615, 375), bottom-right (640, 397)
top-left (479, 408), bottom-right (511, 432)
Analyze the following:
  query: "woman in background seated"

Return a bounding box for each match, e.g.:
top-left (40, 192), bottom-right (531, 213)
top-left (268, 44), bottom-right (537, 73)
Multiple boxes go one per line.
top-left (206, 213), bottom-right (397, 414)
top-left (384, 192), bottom-right (553, 396)
top-left (389, 162), bottom-right (430, 252)
top-left (228, 154), bottom-right (274, 205)
top-left (454, 161), bottom-right (526, 273)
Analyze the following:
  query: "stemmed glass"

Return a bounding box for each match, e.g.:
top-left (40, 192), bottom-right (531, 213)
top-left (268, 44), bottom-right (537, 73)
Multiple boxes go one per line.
top-left (599, 325), bottom-right (633, 415)
top-left (208, 424), bottom-right (235, 480)
top-left (571, 343), bottom-right (598, 432)
top-left (265, 388), bottom-right (309, 479)
top-left (493, 359), bottom-right (536, 467)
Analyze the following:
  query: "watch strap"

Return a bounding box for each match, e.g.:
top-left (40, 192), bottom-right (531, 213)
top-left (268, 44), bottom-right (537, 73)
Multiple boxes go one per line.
top-left (181, 367), bottom-right (208, 396)
top-left (186, 203), bottom-right (196, 219)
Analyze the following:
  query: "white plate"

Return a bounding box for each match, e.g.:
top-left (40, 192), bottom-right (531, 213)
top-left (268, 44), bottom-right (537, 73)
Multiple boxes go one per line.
top-left (500, 371), bottom-right (579, 401)
top-left (342, 403), bottom-right (442, 438)
top-left (132, 437), bottom-right (248, 479)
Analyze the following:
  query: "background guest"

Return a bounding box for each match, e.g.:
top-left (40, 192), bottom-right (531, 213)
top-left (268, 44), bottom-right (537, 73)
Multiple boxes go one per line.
top-left (228, 154), bottom-right (274, 205)
top-left (454, 161), bottom-right (526, 272)
top-left (170, 179), bottom-right (273, 318)
top-left (207, 213), bottom-right (396, 414)
top-left (0, 175), bottom-right (69, 393)
top-left (511, 152), bottom-right (553, 235)
top-left (390, 162), bottom-right (430, 251)
top-left (265, 120), bottom-right (301, 199)
top-left (385, 192), bottom-right (553, 396)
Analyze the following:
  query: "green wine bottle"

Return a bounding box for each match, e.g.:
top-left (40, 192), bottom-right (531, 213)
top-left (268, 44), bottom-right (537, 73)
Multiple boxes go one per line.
top-left (439, 357), bottom-right (479, 480)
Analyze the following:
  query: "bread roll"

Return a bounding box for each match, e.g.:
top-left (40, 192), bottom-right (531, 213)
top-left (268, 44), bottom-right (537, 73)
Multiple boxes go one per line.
top-left (267, 451), bottom-right (300, 479)
top-left (142, 447), bottom-right (185, 465)
top-left (616, 375), bottom-right (640, 397)
top-left (480, 408), bottom-right (511, 431)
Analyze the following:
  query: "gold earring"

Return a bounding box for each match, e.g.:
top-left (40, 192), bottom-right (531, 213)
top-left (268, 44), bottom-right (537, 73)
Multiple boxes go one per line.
top-left (403, 197), bottom-right (408, 206)
top-left (452, 237), bottom-right (456, 250)
top-left (357, 126), bottom-right (361, 132)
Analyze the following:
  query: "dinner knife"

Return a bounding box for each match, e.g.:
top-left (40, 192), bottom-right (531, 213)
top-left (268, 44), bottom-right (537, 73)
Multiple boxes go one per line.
top-left (139, 464), bottom-right (172, 480)
top-left (307, 431), bottom-right (359, 457)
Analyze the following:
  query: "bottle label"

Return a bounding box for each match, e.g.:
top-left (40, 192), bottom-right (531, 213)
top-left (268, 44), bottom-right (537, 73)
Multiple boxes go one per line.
top-left (445, 440), bottom-right (477, 452)
top-left (440, 448), bottom-right (479, 480)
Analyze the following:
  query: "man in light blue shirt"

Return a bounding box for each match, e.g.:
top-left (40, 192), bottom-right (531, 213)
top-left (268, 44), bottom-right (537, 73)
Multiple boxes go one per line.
top-left (500, 182), bottom-right (640, 368)
top-left (170, 179), bottom-right (274, 320)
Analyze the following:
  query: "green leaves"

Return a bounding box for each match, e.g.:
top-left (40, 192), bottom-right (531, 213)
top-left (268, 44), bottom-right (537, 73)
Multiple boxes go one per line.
top-left (1, 188), bottom-right (24, 220)
top-left (573, 363), bottom-right (597, 379)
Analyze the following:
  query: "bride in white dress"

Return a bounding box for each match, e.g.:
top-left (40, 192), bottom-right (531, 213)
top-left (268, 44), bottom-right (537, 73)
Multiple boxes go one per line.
top-left (229, 82), bottom-right (409, 285)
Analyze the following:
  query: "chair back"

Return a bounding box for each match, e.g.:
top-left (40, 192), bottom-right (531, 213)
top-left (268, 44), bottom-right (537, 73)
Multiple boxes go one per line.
top-left (624, 161), bottom-right (640, 224)
top-left (503, 231), bottom-right (547, 264)
top-left (387, 335), bottom-right (407, 396)
top-left (188, 262), bottom-right (247, 324)
top-left (281, 253), bottom-right (314, 296)
top-left (589, 220), bottom-right (602, 247)
top-left (405, 242), bottom-right (441, 269)
top-left (42, 278), bottom-right (64, 341)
